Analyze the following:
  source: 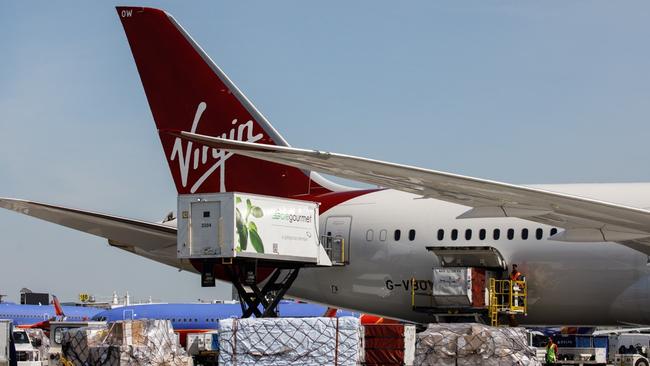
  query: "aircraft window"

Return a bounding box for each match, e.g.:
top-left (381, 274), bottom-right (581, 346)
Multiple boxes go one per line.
top-left (493, 229), bottom-right (500, 240)
top-left (465, 229), bottom-right (472, 240)
top-left (172, 318), bottom-right (176, 322)
top-left (550, 228), bottom-right (558, 236)
top-left (408, 229), bottom-right (416, 241)
top-left (536, 228), bottom-right (543, 240)
top-left (194, 318), bottom-right (198, 322)
top-left (451, 229), bottom-right (458, 241)
top-left (507, 229), bottom-right (514, 240)
top-left (478, 229), bottom-right (486, 240)
top-left (394, 230), bottom-right (401, 241)
top-left (205, 318), bottom-right (209, 322)
top-left (437, 229), bottom-right (444, 241)
top-left (379, 230), bottom-right (387, 241)
top-left (521, 228), bottom-right (529, 240)
top-left (366, 229), bottom-right (374, 241)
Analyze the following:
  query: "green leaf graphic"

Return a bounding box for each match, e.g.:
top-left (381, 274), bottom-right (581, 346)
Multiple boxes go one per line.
top-left (236, 208), bottom-right (248, 250)
top-left (236, 196), bottom-right (242, 204)
top-left (249, 227), bottom-right (264, 253)
top-left (246, 199), bottom-right (252, 211)
top-left (251, 206), bottom-right (264, 218)
top-left (248, 221), bottom-right (258, 232)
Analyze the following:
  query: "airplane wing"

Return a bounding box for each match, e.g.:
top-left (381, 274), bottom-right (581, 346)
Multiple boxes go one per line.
top-left (171, 131), bottom-right (650, 253)
top-left (0, 198), bottom-right (182, 267)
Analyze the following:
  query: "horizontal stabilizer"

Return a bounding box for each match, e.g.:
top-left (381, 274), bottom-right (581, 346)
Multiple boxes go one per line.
top-left (0, 198), bottom-right (176, 252)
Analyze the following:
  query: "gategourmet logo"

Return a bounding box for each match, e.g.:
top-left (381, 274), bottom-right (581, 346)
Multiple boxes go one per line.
top-left (272, 210), bottom-right (313, 224)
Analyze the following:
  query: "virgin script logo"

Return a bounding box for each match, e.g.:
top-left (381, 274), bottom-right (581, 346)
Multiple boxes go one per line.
top-left (170, 102), bottom-right (263, 193)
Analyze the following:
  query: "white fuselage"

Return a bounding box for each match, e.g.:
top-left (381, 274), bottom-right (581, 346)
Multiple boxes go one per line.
top-left (285, 183), bottom-right (650, 326)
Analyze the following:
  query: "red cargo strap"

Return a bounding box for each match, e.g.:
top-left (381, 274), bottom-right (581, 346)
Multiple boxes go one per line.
top-left (335, 317), bottom-right (339, 366)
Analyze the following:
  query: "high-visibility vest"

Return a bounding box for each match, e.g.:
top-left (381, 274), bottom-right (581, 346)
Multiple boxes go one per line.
top-left (546, 343), bottom-right (557, 362)
top-left (510, 271), bottom-right (522, 281)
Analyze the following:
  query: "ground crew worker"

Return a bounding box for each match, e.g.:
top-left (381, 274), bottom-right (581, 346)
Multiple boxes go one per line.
top-left (506, 264), bottom-right (526, 326)
top-left (510, 264), bottom-right (522, 281)
top-left (510, 264), bottom-right (525, 306)
top-left (545, 337), bottom-right (558, 365)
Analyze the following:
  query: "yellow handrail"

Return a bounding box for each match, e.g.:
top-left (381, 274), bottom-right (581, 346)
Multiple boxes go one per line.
top-left (411, 277), bottom-right (416, 307)
top-left (488, 278), bottom-right (527, 326)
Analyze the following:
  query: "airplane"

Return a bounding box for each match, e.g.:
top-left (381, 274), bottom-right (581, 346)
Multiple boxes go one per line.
top-left (2, 6), bottom-right (650, 327)
top-left (0, 296), bottom-right (101, 327)
top-left (91, 300), bottom-right (358, 345)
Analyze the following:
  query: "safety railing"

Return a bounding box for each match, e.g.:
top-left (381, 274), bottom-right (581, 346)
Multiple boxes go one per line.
top-left (321, 235), bottom-right (346, 265)
top-left (488, 278), bottom-right (527, 326)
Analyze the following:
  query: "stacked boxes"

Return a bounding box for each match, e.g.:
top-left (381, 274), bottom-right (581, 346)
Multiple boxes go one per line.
top-left (61, 320), bottom-right (192, 366)
top-left (415, 323), bottom-right (541, 366)
top-left (218, 317), bottom-right (363, 365)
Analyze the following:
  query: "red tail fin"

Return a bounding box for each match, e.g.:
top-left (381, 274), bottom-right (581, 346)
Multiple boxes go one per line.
top-left (117, 7), bottom-right (335, 197)
top-left (52, 295), bottom-right (65, 317)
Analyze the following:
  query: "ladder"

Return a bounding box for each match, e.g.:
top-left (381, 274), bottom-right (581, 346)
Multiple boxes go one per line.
top-left (488, 278), bottom-right (527, 327)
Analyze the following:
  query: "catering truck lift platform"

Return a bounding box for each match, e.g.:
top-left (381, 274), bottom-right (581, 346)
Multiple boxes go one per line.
top-left (410, 246), bottom-right (527, 326)
top-left (177, 192), bottom-right (339, 318)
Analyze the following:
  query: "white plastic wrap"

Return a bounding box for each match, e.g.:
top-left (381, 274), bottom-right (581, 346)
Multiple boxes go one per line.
top-left (61, 320), bottom-right (192, 366)
top-left (415, 323), bottom-right (541, 366)
top-left (218, 317), bottom-right (363, 366)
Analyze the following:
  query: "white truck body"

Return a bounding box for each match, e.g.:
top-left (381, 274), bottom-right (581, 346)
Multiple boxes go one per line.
top-left (609, 333), bottom-right (650, 366)
top-left (177, 192), bottom-right (331, 265)
top-left (0, 320), bottom-right (10, 366)
top-left (13, 329), bottom-right (42, 366)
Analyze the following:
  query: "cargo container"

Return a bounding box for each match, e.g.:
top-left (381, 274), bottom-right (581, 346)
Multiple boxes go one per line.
top-left (432, 267), bottom-right (488, 307)
top-left (364, 324), bottom-right (415, 365)
top-left (177, 192), bottom-right (331, 265)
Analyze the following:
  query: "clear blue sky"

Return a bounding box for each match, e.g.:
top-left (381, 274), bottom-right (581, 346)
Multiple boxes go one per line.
top-left (1, 1), bottom-right (649, 303)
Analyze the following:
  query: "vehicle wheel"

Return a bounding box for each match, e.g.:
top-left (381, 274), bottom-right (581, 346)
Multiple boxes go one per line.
top-left (635, 358), bottom-right (649, 366)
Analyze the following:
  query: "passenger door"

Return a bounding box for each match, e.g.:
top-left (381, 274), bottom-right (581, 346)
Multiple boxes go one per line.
top-left (325, 216), bottom-right (352, 264)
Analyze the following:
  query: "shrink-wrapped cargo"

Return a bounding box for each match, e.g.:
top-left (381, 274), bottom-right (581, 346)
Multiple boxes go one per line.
top-left (61, 319), bottom-right (192, 366)
top-left (218, 317), bottom-right (363, 365)
top-left (414, 323), bottom-right (541, 366)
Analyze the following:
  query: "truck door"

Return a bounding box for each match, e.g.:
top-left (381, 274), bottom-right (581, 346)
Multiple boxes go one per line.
top-left (190, 201), bottom-right (221, 257)
top-left (325, 216), bottom-right (352, 264)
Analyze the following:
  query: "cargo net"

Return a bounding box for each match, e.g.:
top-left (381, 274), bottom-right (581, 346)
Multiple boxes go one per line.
top-left (415, 323), bottom-right (541, 366)
top-left (219, 317), bottom-right (362, 366)
top-left (61, 320), bottom-right (192, 366)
